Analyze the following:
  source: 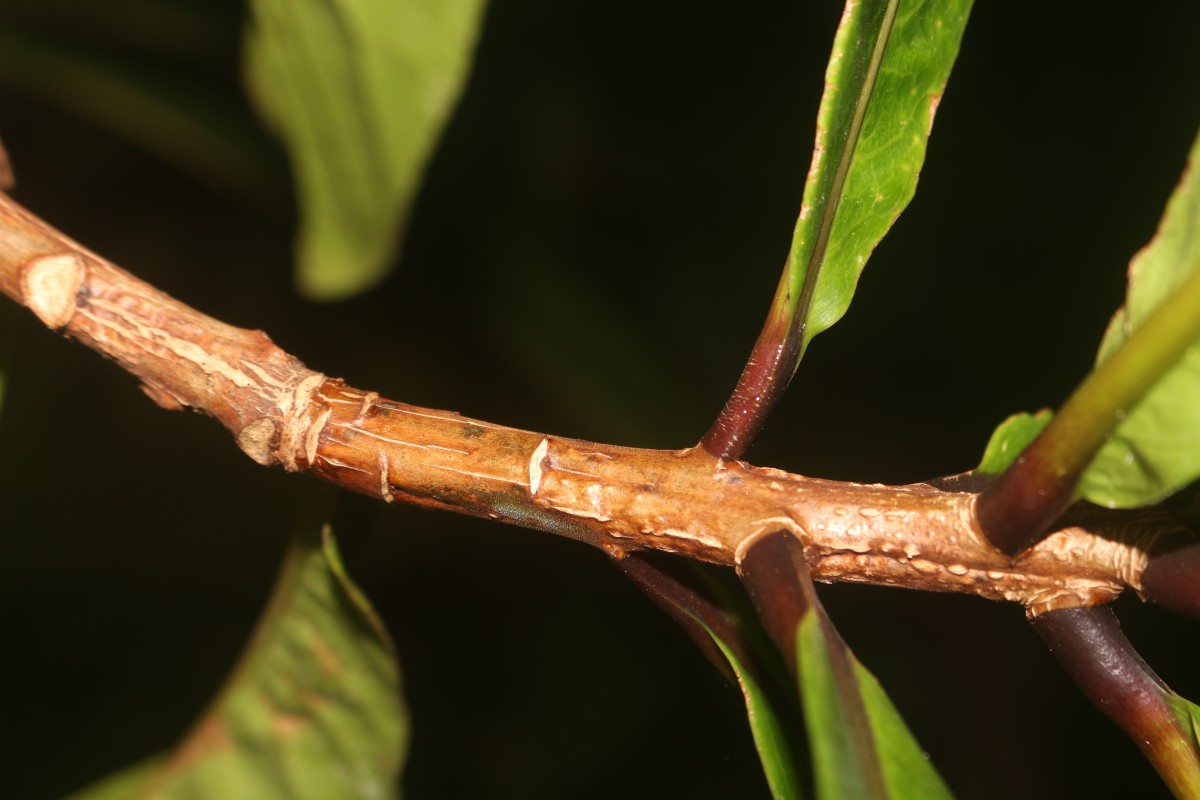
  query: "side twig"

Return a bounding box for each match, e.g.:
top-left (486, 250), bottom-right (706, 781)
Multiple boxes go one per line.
top-left (1031, 606), bottom-right (1200, 798)
top-left (976, 266), bottom-right (1200, 555)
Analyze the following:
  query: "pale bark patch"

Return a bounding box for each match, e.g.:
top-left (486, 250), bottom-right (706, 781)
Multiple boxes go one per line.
top-left (528, 436), bottom-right (549, 496)
top-left (22, 252), bottom-right (84, 329)
top-left (238, 418), bottom-right (278, 466)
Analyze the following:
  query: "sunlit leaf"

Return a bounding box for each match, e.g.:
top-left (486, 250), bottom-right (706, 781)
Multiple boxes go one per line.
top-left (975, 409), bottom-right (1053, 475)
top-left (784, 0), bottom-right (973, 353)
top-left (244, 0), bottom-right (487, 300)
top-left (1079, 130), bottom-right (1200, 507)
top-left (67, 510), bottom-right (406, 800)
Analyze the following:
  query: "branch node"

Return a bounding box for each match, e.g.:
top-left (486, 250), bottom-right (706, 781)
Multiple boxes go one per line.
top-left (237, 418), bottom-right (278, 466)
top-left (21, 253), bottom-right (85, 329)
top-left (528, 436), bottom-right (549, 496)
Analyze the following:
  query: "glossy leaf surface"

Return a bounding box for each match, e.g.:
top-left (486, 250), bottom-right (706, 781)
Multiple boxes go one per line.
top-left (244, 0), bottom-right (486, 299)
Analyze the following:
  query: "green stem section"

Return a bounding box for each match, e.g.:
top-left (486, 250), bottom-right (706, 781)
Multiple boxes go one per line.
top-left (977, 264), bottom-right (1200, 554)
top-left (1031, 606), bottom-right (1200, 799)
top-left (700, 0), bottom-right (899, 461)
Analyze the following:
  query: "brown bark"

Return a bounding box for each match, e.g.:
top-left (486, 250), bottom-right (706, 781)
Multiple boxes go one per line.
top-left (0, 192), bottom-right (1185, 617)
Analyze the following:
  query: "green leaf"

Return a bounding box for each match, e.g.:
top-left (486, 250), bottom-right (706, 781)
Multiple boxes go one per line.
top-left (853, 660), bottom-right (953, 800)
top-left (1155, 692), bottom-right (1200, 798)
top-left (1166, 692), bottom-right (1200, 755)
top-left (709, 632), bottom-right (807, 800)
top-left (702, 0), bottom-right (973, 459)
top-left (796, 613), bottom-right (953, 800)
top-left (64, 759), bottom-right (164, 800)
top-left (67, 507), bottom-right (407, 800)
top-left (620, 556), bottom-right (805, 800)
top-left (1078, 130), bottom-right (1200, 507)
top-left (795, 613), bottom-right (878, 800)
top-left (739, 529), bottom-right (951, 799)
top-left (784, 0), bottom-right (973, 353)
top-left (975, 409), bottom-right (1053, 475)
top-left (244, 0), bottom-right (487, 300)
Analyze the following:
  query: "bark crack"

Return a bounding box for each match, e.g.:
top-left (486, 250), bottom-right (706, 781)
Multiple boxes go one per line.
top-left (0, 192), bottom-right (1187, 616)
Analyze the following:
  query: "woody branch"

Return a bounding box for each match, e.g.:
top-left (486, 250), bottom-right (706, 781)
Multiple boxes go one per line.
top-left (0, 192), bottom-right (1183, 617)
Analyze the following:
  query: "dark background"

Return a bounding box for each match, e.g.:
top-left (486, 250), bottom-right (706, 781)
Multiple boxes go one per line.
top-left (1, 1), bottom-right (1199, 798)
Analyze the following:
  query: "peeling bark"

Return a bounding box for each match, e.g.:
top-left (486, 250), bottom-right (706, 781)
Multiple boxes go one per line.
top-left (0, 192), bottom-right (1187, 616)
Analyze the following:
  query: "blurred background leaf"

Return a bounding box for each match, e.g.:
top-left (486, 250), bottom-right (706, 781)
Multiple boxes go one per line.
top-left (2, 2), bottom-right (1200, 799)
top-left (66, 507), bottom-right (406, 800)
top-left (0, 0), bottom-right (284, 207)
top-left (244, 0), bottom-right (488, 300)
top-left (1076, 131), bottom-right (1200, 508)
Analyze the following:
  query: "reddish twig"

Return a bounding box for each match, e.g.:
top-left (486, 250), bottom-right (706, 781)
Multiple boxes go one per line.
top-left (977, 267), bottom-right (1200, 555)
top-left (739, 529), bottom-right (887, 800)
top-left (1142, 541), bottom-right (1200, 620)
top-left (1031, 606), bottom-right (1200, 798)
top-left (700, 310), bottom-right (800, 461)
top-left (617, 553), bottom-right (749, 684)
